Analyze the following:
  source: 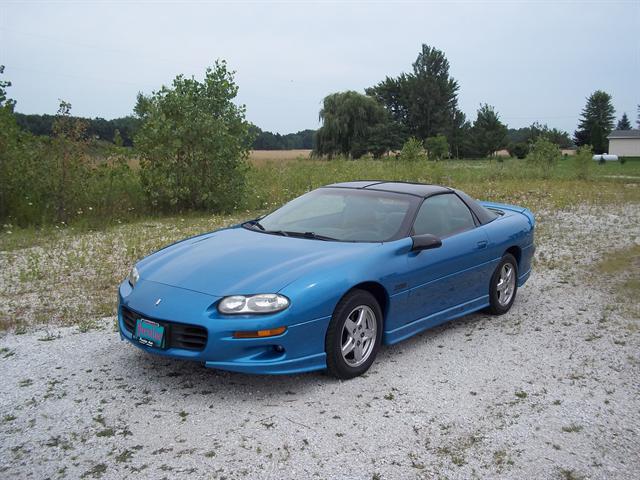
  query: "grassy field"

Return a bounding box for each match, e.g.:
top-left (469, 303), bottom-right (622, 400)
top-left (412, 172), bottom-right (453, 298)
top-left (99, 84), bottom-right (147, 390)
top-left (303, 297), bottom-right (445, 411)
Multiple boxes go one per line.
top-left (1, 156), bottom-right (639, 332)
top-left (244, 156), bottom-right (640, 212)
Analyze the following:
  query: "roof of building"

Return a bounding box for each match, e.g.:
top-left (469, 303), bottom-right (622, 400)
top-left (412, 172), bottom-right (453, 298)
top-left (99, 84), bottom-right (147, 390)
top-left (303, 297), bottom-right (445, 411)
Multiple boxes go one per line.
top-left (324, 181), bottom-right (451, 197)
top-left (607, 130), bottom-right (640, 139)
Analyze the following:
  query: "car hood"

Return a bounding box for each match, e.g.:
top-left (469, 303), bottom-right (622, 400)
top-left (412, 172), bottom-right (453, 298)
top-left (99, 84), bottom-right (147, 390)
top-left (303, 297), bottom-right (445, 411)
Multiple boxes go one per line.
top-left (138, 226), bottom-right (380, 296)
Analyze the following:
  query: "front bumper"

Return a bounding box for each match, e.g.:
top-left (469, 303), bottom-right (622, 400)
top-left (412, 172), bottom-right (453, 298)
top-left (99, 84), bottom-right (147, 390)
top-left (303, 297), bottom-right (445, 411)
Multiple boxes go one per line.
top-left (118, 279), bottom-right (329, 374)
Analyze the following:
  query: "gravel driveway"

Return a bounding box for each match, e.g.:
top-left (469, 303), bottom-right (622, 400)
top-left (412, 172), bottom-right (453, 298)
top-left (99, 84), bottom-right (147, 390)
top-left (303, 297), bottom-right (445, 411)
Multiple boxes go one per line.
top-left (1, 204), bottom-right (639, 480)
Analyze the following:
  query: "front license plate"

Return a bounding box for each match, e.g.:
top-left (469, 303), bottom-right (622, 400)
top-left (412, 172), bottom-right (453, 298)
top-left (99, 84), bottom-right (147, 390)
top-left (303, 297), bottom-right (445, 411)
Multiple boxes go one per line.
top-left (134, 318), bottom-right (165, 348)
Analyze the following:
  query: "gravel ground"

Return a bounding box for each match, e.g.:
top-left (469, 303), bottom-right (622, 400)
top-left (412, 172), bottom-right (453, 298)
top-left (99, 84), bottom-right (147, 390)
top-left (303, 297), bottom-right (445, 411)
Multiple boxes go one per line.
top-left (1, 204), bottom-right (639, 480)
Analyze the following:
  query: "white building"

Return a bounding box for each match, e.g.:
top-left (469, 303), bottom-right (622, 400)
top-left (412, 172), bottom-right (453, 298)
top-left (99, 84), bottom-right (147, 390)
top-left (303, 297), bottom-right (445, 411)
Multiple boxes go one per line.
top-left (607, 130), bottom-right (640, 157)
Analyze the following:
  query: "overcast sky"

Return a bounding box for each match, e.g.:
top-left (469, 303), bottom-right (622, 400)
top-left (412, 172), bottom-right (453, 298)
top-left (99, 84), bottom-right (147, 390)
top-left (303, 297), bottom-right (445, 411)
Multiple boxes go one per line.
top-left (1, 0), bottom-right (638, 134)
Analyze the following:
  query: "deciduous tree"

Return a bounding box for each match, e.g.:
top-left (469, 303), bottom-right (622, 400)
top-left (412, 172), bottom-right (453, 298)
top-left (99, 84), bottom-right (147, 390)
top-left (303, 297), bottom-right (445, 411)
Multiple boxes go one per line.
top-left (424, 135), bottom-right (449, 160)
top-left (469, 104), bottom-right (507, 157)
top-left (366, 45), bottom-right (462, 145)
top-left (314, 91), bottom-right (400, 158)
top-left (134, 61), bottom-right (252, 212)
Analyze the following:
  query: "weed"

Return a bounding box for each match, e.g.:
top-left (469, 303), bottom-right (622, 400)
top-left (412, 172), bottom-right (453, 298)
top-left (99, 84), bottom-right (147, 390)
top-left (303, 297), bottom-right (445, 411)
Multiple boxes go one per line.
top-left (561, 424), bottom-right (583, 433)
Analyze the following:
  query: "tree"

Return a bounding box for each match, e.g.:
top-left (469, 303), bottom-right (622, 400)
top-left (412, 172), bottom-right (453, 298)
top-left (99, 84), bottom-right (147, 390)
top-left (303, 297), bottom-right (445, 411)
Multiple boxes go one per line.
top-left (526, 137), bottom-right (561, 179)
top-left (574, 90), bottom-right (615, 154)
top-left (0, 65), bottom-right (15, 111)
top-left (616, 113), bottom-right (632, 130)
top-left (469, 104), bottom-right (507, 157)
top-left (398, 137), bottom-right (427, 162)
top-left (314, 91), bottom-right (399, 158)
top-left (508, 142), bottom-right (529, 159)
top-left (51, 100), bottom-right (89, 222)
top-left (506, 123), bottom-right (572, 149)
top-left (366, 44), bottom-right (462, 144)
top-left (424, 135), bottom-right (449, 160)
top-left (134, 61), bottom-right (252, 212)
top-left (447, 109), bottom-right (470, 158)
top-left (0, 65), bottom-right (20, 221)
top-left (573, 145), bottom-right (593, 180)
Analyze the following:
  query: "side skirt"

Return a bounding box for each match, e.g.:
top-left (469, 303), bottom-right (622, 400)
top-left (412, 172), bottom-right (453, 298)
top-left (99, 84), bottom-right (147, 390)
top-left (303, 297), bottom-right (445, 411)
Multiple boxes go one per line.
top-left (382, 295), bottom-right (490, 345)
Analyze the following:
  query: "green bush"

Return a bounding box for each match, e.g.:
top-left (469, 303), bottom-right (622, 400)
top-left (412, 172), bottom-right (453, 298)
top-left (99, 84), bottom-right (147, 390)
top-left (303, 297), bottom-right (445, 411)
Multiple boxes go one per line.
top-left (399, 137), bottom-right (427, 162)
top-left (525, 137), bottom-right (561, 179)
top-left (1, 94), bottom-right (145, 227)
top-left (424, 135), bottom-right (449, 160)
top-left (134, 61), bottom-right (252, 213)
top-left (573, 145), bottom-right (593, 180)
top-left (508, 142), bottom-right (529, 159)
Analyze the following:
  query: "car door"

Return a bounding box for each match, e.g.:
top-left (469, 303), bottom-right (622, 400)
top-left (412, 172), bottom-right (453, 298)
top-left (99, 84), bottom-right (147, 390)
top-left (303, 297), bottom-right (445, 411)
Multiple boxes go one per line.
top-left (403, 193), bottom-right (492, 326)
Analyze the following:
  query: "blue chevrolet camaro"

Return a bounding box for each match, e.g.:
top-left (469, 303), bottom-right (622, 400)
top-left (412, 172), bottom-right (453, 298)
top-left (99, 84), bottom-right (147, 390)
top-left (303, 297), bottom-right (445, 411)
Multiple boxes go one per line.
top-left (118, 181), bottom-right (534, 379)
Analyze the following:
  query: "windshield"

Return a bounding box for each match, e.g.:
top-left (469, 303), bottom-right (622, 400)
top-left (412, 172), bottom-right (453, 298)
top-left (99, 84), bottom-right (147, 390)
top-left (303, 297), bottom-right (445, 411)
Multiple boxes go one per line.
top-left (253, 188), bottom-right (417, 242)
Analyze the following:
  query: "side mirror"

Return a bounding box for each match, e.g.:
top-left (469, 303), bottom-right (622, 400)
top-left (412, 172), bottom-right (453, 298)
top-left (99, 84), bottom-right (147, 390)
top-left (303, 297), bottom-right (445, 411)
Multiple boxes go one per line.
top-left (411, 233), bottom-right (442, 252)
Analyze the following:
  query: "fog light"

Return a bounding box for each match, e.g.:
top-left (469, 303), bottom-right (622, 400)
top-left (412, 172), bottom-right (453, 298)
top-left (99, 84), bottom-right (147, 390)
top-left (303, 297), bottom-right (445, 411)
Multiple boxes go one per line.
top-left (233, 326), bottom-right (287, 339)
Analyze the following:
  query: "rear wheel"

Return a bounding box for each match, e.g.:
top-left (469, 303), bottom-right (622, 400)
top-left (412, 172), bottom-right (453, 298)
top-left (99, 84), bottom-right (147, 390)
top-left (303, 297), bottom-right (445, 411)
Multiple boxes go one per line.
top-left (325, 290), bottom-right (382, 379)
top-left (488, 253), bottom-right (518, 315)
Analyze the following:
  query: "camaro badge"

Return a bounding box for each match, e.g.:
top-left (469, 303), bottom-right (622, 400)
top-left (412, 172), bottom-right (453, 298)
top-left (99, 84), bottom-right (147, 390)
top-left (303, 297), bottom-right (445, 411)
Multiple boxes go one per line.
top-left (155, 298), bottom-right (162, 306)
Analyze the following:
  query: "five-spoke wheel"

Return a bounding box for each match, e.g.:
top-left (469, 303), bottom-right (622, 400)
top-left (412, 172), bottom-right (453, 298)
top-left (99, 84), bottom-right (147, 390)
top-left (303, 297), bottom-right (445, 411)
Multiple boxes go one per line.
top-left (340, 305), bottom-right (377, 368)
top-left (326, 290), bottom-right (382, 379)
top-left (488, 253), bottom-right (518, 315)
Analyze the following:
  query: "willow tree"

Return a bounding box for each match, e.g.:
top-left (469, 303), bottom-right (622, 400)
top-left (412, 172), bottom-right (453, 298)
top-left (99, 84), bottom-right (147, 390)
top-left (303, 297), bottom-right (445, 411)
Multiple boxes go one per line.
top-left (314, 91), bottom-right (398, 158)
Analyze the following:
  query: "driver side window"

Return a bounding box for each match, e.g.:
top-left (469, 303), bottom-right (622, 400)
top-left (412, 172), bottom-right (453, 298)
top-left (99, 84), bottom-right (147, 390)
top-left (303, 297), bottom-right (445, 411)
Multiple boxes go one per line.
top-left (413, 194), bottom-right (476, 238)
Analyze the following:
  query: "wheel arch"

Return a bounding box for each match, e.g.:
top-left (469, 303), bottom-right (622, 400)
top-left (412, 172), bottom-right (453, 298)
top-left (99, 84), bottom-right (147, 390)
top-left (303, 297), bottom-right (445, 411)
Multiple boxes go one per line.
top-left (504, 245), bottom-right (522, 268)
top-left (345, 281), bottom-right (389, 325)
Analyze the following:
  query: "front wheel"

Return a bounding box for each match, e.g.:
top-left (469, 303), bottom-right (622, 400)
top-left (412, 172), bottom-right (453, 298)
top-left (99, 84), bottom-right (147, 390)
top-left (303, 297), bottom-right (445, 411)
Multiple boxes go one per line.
top-left (487, 253), bottom-right (518, 315)
top-left (325, 290), bottom-right (382, 379)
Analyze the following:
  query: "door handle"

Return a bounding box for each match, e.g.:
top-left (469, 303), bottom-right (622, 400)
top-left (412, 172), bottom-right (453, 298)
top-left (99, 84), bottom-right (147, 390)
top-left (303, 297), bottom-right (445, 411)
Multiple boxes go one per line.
top-left (477, 240), bottom-right (488, 249)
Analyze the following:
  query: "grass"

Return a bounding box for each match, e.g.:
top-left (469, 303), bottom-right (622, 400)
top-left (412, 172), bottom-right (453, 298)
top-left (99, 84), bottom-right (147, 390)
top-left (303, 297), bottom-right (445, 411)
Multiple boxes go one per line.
top-left (1, 156), bottom-right (639, 332)
top-left (243, 156), bottom-right (640, 213)
top-left (595, 243), bottom-right (640, 319)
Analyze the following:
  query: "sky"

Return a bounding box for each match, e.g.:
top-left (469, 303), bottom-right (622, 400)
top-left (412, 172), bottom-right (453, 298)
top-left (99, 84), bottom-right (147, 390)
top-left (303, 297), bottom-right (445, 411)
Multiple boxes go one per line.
top-left (1, 0), bottom-right (638, 134)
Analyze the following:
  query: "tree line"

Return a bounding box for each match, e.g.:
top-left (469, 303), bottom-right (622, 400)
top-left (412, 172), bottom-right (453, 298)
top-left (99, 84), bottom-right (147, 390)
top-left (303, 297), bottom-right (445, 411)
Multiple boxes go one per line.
top-left (13, 111), bottom-right (313, 150)
top-left (313, 44), bottom-right (636, 158)
top-left (1, 49), bottom-right (636, 228)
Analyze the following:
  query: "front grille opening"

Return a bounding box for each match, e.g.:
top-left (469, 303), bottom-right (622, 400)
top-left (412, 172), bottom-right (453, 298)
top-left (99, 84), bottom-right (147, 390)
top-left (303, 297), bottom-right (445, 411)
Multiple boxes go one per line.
top-left (121, 307), bottom-right (207, 351)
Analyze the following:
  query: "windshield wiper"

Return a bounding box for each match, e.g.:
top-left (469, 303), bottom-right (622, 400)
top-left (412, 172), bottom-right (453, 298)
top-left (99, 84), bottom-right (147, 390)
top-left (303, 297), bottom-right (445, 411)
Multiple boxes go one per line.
top-left (242, 219), bottom-right (265, 231)
top-left (242, 222), bottom-right (334, 240)
top-left (282, 231), bottom-right (337, 241)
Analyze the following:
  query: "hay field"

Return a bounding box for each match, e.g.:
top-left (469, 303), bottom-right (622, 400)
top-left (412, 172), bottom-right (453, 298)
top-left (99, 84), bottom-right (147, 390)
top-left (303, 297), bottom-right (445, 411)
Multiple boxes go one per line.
top-left (249, 149), bottom-right (312, 165)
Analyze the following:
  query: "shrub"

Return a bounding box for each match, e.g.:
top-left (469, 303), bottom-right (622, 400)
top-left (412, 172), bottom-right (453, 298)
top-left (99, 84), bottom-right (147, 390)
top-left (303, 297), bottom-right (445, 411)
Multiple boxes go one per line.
top-left (424, 135), bottom-right (449, 160)
top-left (525, 137), bottom-right (561, 178)
top-left (573, 145), bottom-right (593, 180)
top-left (134, 61), bottom-right (252, 213)
top-left (508, 142), bottom-right (529, 159)
top-left (399, 137), bottom-right (427, 162)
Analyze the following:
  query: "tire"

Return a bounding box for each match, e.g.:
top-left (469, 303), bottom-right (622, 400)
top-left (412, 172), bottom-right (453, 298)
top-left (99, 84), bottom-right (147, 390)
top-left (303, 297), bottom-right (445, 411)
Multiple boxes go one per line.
top-left (487, 253), bottom-right (518, 315)
top-left (325, 289), bottom-right (383, 379)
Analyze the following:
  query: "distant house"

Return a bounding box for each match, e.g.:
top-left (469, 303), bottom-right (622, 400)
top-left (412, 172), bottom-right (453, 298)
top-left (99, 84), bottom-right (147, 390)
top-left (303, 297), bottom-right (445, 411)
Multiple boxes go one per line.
top-left (607, 130), bottom-right (640, 157)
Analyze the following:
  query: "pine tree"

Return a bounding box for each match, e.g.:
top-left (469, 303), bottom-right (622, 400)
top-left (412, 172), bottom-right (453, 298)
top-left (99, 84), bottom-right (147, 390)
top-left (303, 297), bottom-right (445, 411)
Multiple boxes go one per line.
top-left (616, 113), bottom-right (632, 130)
top-left (573, 90), bottom-right (615, 154)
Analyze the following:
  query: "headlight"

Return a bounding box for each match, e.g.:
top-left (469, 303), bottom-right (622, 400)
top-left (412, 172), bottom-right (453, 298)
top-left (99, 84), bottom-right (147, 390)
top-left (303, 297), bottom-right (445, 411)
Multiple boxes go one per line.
top-left (128, 266), bottom-right (139, 287)
top-left (218, 294), bottom-right (289, 314)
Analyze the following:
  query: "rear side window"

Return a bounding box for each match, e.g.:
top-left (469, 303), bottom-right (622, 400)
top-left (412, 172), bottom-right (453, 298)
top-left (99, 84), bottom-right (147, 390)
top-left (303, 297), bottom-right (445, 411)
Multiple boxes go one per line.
top-left (413, 194), bottom-right (476, 238)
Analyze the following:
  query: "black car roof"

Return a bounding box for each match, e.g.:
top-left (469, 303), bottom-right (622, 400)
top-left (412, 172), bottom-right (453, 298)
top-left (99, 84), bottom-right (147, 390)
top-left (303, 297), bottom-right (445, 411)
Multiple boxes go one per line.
top-left (324, 181), bottom-right (451, 197)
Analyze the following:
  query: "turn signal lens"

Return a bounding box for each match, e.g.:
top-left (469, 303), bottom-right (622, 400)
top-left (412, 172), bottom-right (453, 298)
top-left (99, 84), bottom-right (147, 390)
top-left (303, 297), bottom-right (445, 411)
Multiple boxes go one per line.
top-left (233, 326), bottom-right (287, 339)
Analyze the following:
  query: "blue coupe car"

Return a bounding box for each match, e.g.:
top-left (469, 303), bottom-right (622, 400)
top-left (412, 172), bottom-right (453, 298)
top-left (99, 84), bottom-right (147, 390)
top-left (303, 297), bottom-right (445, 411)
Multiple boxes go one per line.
top-left (118, 181), bottom-right (534, 379)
